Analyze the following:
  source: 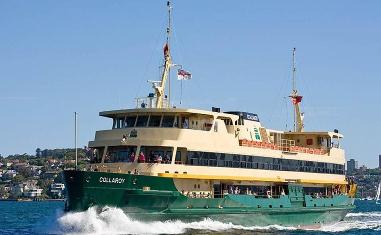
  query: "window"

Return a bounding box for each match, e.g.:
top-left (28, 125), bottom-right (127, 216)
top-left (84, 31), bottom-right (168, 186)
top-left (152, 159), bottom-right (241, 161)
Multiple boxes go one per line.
top-left (105, 146), bottom-right (136, 163)
top-left (174, 116), bottom-right (179, 128)
top-left (162, 115), bottom-right (175, 127)
top-left (306, 139), bottom-right (313, 145)
top-left (181, 117), bottom-right (189, 128)
top-left (112, 118), bottom-right (117, 129)
top-left (136, 116), bottom-right (149, 127)
top-left (149, 115), bottom-right (162, 127)
top-left (175, 151), bottom-right (181, 163)
top-left (117, 118), bottom-right (123, 128)
top-left (185, 150), bottom-right (344, 175)
top-left (125, 116), bottom-right (137, 127)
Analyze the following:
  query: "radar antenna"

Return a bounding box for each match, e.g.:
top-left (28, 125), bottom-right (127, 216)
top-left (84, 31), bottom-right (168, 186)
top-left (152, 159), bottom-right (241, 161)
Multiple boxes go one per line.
top-left (289, 48), bottom-right (304, 132)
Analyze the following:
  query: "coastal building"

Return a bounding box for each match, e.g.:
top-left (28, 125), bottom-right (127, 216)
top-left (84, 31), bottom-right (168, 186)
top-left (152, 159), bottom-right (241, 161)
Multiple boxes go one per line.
top-left (2, 170), bottom-right (17, 180)
top-left (347, 158), bottom-right (358, 174)
top-left (10, 183), bottom-right (24, 198)
top-left (24, 188), bottom-right (42, 198)
top-left (10, 180), bottom-right (42, 198)
top-left (359, 165), bottom-right (367, 171)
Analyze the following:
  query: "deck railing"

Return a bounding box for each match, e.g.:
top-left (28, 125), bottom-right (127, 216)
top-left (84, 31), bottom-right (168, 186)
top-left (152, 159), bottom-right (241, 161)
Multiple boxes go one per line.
top-left (238, 139), bottom-right (328, 155)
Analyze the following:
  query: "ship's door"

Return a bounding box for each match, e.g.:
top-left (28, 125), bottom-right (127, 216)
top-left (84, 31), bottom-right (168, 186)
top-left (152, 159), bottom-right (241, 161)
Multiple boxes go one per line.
top-left (213, 183), bottom-right (222, 198)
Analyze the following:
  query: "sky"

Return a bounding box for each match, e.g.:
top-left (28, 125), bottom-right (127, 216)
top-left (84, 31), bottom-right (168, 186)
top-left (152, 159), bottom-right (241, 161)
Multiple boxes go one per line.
top-left (1, 0), bottom-right (380, 167)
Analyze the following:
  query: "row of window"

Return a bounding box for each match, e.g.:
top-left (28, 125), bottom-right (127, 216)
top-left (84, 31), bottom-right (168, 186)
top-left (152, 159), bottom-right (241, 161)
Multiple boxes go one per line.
top-left (112, 115), bottom-right (199, 129)
top-left (186, 151), bottom-right (345, 175)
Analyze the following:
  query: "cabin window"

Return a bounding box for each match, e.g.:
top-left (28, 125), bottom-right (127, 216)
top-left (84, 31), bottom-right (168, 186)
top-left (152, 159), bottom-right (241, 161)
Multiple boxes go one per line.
top-left (139, 146), bottom-right (173, 164)
top-left (175, 151), bottom-right (181, 164)
top-left (174, 116), bottom-right (179, 128)
top-left (181, 117), bottom-right (189, 128)
top-left (149, 115), bottom-right (162, 127)
top-left (162, 115), bottom-right (175, 127)
top-left (238, 117), bottom-right (244, 125)
top-left (136, 115), bottom-right (149, 127)
top-left (90, 147), bottom-right (104, 163)
top-left (112, 118), bottom-right (117, 129)
top-left (306, 139), bottom-right (313, 145)
top-left (125, 116), bottom-right (137, 127)
top-left (185, 150), bottom-right (344, 175)
top-left (116, 118), bottom-right (123, 128)
top-left (104, 146), bottom-right (136, 163)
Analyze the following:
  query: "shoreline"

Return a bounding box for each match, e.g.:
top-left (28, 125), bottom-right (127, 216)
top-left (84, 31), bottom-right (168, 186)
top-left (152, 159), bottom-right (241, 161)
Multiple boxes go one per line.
top-left (0, 198), bottom-right (65, 202)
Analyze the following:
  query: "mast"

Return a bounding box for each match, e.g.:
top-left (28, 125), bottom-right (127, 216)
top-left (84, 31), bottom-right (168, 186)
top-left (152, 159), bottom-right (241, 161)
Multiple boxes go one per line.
top-left (289, 48), bottom-right (304, 132)
top-left (153, 1), bottom-right (172, 108)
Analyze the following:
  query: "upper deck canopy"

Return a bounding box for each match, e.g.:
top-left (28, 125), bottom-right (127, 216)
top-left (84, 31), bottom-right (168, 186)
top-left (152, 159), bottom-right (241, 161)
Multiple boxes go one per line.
top-left (100, 108), bottom-right (239, 120)
top-left (284, 131), bottom-right (344, 139)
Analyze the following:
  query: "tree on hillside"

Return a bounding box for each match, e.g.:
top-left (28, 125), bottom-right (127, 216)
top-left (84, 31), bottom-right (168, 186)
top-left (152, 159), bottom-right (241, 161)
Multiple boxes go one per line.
top-left (36, 148), bottom-right (41, 157)
top-left (13, 174), bottom-right (25, 183)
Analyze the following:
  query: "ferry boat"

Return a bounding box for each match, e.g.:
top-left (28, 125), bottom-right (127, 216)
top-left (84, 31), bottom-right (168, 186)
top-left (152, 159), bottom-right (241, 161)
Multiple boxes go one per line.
top-left (63, 1), bottom-right (357, 226)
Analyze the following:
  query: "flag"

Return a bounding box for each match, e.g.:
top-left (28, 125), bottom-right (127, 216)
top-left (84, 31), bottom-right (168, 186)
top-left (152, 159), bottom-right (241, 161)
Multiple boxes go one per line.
top-left (291, 95), bottom-right (303, 105)
top-left (177, 69), bottom-right (192, 80)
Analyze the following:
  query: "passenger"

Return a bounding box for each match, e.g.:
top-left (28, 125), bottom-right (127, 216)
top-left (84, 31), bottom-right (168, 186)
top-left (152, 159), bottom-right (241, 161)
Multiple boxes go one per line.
top-left (281, 189), bottom-right (286, 196)
top-left (105, 153), bottom-right (111, 163)
top-left (229, 185), bottom-right (234, 194)
top-left (234, 186), bottom-right (239, 194)
top-left (138, 152), bottom-right (146, 163)
top-left (156, 155), bottom-right (163, 163)
top-left (163, 154), bottom-right (170, 164)
top-left (266, 190), bottom-right (272, 198)
top-left (149, 151), bottom-right (155, 163)
top-left (129, 152), bottom-right (135, 162)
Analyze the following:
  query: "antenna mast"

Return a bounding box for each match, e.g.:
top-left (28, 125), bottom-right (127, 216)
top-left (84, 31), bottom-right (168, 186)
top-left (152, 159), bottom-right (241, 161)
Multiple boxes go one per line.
top-left (292, 48), bottom-right (296, 92)
top-left (289, 48), bottom-right (304, 132)
top-left (151, 1), bottom-right (173, 109)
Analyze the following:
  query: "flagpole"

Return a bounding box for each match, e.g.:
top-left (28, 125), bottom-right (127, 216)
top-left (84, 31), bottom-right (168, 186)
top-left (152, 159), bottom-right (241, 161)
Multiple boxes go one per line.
top-left (74, 112), bottom-right (78, 170)
top-left (180, 79), bottom-right (183, 105)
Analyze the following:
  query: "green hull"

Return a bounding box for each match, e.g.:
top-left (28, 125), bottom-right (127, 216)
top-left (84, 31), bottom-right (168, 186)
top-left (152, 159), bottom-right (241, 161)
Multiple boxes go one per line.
top-left (63, 170), bottom-right (354, 226)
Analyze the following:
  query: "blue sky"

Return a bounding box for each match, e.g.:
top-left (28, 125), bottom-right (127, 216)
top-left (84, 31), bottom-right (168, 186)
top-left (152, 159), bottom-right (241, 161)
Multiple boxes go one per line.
top-left (1, 0), bottom-right (380, 167)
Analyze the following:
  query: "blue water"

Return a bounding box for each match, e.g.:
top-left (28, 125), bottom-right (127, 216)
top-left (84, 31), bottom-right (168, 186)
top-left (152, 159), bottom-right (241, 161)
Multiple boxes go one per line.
top-left (0, 200), bottom-right (380, 234)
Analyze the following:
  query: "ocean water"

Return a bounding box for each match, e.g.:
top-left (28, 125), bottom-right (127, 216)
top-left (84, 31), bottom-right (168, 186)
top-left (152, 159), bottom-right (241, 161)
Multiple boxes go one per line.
top-left (0, 200), bottom-right (380, 235)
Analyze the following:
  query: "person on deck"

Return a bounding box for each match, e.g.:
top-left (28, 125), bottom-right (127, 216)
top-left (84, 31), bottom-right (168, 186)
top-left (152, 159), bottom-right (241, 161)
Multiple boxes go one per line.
top-left (129, 152), bottom-right (135, 162)
top-left (163, 154), bottom-right (170, 164)
top-left (156, 155), bottom-right (163, 163)
top-left (138, 152), bottom-right (146, 163)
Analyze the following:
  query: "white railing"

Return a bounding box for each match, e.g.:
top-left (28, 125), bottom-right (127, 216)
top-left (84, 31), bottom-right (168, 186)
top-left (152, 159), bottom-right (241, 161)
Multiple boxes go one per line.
top-left (135, 96), bottom-right (169, 109)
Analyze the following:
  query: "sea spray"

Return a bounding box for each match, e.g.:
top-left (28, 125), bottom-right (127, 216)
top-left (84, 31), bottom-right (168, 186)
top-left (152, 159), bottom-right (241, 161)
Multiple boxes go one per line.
top-left (55, 206), bottom-right (296, 234)
top-left (55, 207), bottom-right (381, 234)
